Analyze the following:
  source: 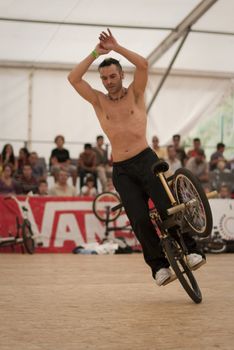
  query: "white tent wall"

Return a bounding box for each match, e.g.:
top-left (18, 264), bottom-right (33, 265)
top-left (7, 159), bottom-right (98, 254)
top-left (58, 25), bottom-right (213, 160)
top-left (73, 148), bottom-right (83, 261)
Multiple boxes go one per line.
top-left (0, 65), bottom-right (233, 163)
top-left (146, 72), bottom-right (231, 145)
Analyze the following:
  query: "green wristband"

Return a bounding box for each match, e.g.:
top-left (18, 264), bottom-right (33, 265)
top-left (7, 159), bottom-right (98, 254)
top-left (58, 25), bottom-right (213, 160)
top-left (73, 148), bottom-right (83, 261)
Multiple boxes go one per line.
top-left (91, 49), bottom-right (99, 59)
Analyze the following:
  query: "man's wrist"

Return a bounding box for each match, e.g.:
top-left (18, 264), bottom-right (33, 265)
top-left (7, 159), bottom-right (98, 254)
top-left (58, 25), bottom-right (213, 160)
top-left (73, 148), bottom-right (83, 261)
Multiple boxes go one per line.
top-left (91, 49), bottom-right (99, 59)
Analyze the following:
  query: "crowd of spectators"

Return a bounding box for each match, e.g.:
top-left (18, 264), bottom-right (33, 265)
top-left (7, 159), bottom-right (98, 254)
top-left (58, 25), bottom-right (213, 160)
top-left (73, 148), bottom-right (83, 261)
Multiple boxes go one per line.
top-left (0, 134), bottom-right (233, 199)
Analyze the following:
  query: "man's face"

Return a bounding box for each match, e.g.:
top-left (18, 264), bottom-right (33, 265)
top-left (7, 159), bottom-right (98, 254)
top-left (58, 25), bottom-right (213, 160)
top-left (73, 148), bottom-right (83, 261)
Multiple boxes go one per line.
top-left (58, 171), bottom-right (68, 185)
top-left (99, 64), bottom-right (123, 94)
top-left (23, 166), bottom-right (32, 178)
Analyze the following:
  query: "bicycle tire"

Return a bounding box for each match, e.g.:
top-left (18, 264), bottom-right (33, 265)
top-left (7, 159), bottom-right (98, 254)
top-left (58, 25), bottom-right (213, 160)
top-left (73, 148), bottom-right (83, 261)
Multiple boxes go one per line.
top-left (173, 168), bottom-right (213, 237)
top-left (163, 236), bottom-right (202, 304)
top-left (22, 220), bottom-right (35, 254)
top-left (92, 192), bottom-right (122, 222)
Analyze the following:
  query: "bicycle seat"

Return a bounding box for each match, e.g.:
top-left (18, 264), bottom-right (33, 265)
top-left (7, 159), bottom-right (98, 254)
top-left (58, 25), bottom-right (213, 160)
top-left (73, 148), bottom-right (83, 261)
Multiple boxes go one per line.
top-left (151, 160), bottom-right (169, 174)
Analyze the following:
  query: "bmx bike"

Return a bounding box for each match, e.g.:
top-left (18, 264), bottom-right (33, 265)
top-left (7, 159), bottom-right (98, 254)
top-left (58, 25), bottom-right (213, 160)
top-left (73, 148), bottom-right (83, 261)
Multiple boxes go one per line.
top-left (111, 161), bottom-right (217, 304)
top-left (0, 195), bottom-right (36, 254)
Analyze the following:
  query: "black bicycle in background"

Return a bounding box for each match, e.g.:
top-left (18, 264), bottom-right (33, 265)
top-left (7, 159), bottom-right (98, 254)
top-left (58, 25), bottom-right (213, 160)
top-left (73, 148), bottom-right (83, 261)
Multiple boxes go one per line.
top-left (0, 195), bottom-right (36, 254)
top-left (110, 161), bottom-right (217, 304)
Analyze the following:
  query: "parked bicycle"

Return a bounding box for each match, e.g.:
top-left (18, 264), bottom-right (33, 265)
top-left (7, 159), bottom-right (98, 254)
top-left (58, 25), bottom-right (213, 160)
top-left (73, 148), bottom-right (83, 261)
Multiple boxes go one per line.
top-left (0, 195), bottom-right (36, 254)
top-left (111, 161), bottom-right (216, 304)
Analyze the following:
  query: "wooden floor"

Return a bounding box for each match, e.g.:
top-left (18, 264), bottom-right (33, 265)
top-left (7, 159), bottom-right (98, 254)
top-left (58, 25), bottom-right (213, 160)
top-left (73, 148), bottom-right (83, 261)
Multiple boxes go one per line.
top-left (0, 253), bottom-right (234, 350)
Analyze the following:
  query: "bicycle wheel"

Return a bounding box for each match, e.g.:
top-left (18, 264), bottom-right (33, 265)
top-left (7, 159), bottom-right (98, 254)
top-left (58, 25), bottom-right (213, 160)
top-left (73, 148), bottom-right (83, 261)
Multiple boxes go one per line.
top-left (163, 236), bottom-right (202, 304)
top-left (22, 220), bottom-right (35, 254)
top-left (173, 168), bottom-right (213, 237)
top-left (93, 192), bottom-right (122, 222)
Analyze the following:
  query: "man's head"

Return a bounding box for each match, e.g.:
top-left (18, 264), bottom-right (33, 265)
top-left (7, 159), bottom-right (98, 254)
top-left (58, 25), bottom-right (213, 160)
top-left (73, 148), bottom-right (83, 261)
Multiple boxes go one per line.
top-left (38, 180), bottom-right (48, 195)
top-left (57, 169), bottom-right (69, 186)
top-left (193, 138), bottom-right (201, 150)
top-left (217, 142), bottom-right (225, 152)
top-left (29, 152), bottom-right (39, 166)
top-left (96, 135), bottom-right (104, 147)
top-left (54, 135), bottom-right (65, 148)
top-left (195, 149), bottom-right (205, 164)
top-left (22, 164), bottom-right (33, 179)
top-left (98, 58), bottom-right (124, 94)
top-left (172, 134), bottom-right (181, 147)
top-left (219, 184), bottom-right (231, 199)
top-left (167, 145), bottom-right (177, 159)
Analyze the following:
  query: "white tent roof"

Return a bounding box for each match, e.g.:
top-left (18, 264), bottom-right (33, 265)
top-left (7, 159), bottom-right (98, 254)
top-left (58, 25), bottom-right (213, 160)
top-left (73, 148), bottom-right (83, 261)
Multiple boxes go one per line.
top-left (1, 0), bottom-right (234, 74)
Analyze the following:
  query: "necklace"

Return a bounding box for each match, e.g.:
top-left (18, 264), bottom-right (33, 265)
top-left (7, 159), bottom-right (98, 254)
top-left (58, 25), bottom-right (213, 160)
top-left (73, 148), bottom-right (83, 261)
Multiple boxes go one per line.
top-left (108, 88), bottom-right (127, 101)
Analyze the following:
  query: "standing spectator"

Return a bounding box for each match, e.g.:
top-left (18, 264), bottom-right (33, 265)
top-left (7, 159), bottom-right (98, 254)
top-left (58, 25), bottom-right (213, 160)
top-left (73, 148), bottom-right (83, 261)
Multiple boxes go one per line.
top-left (187, 138), bottom-right (204, 159)
top-left (210, 142), bottom-right (229, 171)
top-left (16, 164), bottom-right (38, 194)
top-left (80, 176), bottom-right (98, 197)
top-left (93, 135), bottom-right (112, 191)
top-left (16, 147), bottom-right (30, 176)
top-left (38, 179), bottom-right (49, 196)
top-left (0, 164), bottom-right (18, 195)
top-left (49, 169), bottom-right (76, 196)
top-left (172, 134), bottom-right (187, 166)
top-left (165, 145), bottom-right (182, 177)
top-left (186, 149), bottom-right (209, 187)
top-left (29, 152), bottom-right (47, 181)
top-left (151, 135), bottom-right (167, 160)
top-left (50, 135), bottom-right (77, 186)
top-left (0, 144), bottom-right (17, 174)
top-left (77, 143), bottom-right (97, 189)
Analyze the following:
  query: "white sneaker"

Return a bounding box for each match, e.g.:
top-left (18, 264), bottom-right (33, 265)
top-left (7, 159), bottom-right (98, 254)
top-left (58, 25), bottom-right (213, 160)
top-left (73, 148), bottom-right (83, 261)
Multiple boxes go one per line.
top-left (155, 267), bottom-right (177, 286)
top-left (187, 253), bottom-right (206, 270)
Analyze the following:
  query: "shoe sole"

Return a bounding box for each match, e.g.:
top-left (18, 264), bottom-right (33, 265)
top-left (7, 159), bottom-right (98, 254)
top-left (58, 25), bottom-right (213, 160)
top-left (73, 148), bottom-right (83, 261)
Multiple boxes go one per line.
top-left (162, 274), bottom-right (178, 286)
top-left (188, 259), bottom-right (206, 271)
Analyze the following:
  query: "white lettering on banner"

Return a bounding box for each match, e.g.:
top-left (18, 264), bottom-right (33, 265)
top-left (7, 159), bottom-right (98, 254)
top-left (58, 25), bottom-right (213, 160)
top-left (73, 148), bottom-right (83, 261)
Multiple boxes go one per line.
top-left (40, 201), bottom-right (93, 247)
top-left (210, 199), bottom-right (234, 240)
top-left (54, 213), bottom-right (84, 247)
top-left (85, 214), bottom-right (106, 242)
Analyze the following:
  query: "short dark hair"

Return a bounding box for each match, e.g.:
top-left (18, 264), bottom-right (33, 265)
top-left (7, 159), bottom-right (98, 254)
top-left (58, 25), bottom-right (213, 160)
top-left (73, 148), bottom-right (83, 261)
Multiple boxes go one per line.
top-left (217, 142), bottom-right (225, 149)
top-left (54, 135), bottom-right (65, 143)
top-left (84, 143), bottom-right (92, 150)
top-left (193, 138), bottom-right (200, 143)
top-left (173, 134), bottom-right (181, 140)
top-left (96, 135), bottom-right (104, 141)
top-left (98, 58), bottom-right (122, 72)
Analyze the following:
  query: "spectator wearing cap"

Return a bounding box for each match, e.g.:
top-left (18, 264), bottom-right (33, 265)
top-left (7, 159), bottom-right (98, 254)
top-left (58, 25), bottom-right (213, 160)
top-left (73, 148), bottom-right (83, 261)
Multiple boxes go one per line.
top-left (186, 149), bottom-right (209, 187)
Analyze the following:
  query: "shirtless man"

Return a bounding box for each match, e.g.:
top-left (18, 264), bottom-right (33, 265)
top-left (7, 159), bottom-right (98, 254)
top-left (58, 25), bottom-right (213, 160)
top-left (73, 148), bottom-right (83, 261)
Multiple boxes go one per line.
top-left (68, 29), bottom-right (205, 286)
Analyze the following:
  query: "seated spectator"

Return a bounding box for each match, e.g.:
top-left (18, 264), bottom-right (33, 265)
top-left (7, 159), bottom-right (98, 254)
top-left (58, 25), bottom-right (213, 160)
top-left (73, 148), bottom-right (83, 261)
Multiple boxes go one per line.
top-left (187, 137), bottom-right (205, 159)
top-left (50, 135), bottom-right (77, 186)
top-left (93, 135), bottom-right (112, 192)
top-left (16, 147), bottom-right (30, 177)
top-left (172, 134), bottom-right (187, 166)
top-left (16, 164), bottom-right (38, 194)
top-left (38, 179), bottom-right (49, 196)
top-left (80, 176), bottom-right (98, 197)
top-left (49, 169), bottom-right (77, 196)
top-left (78, 143), bottom-right (97, 189)
top-left (151, 135), bottom-right (167, 160)
top-left (165, 145), bottom-right (182, 177)
top-left (186, 149), bottom-right (209, 187)
top-left (218, 184), bottom-right (232, 199)
top-left (0, 143), bottom-right (17, 174)
top-left (210, 142), bottom-right (229, 171)
top-left (29, 151), bottom-right (47, 181)
top-left (0, 164), bottom-right (19, 195)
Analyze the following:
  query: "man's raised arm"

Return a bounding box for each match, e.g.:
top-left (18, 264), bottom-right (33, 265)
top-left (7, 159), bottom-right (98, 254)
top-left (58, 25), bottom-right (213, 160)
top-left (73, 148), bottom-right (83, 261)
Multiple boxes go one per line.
top-left (67, 43), bottom-right (109, 105)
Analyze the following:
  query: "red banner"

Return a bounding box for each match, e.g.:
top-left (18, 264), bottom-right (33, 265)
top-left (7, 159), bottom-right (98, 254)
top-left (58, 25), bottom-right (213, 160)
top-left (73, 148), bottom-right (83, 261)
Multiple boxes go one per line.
top-left (0, 196), bottom-right (138, 253)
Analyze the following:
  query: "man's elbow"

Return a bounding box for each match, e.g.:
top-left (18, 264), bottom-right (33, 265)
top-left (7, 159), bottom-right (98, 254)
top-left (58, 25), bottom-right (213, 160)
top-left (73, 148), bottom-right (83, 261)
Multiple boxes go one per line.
top-left (140, 58), bottom-right (148, 71)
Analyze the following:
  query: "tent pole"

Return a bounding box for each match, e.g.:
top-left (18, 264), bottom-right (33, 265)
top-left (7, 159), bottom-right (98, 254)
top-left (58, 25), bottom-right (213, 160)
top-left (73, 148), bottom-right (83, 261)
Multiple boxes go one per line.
top-left (27, 70), bottom-right (34, 151)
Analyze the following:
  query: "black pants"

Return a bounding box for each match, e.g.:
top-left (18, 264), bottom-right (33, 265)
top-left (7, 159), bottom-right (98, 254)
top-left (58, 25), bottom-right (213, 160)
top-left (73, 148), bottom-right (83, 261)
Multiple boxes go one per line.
top-left (112, 147), bottom-right (202, 277)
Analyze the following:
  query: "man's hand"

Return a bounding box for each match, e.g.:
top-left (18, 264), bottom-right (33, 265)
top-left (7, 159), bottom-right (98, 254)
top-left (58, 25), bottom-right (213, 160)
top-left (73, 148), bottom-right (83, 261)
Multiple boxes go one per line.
top-left (98, 28), bottom-right (118, 51)
top-left (95, 42), bottom-right (110, 56)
